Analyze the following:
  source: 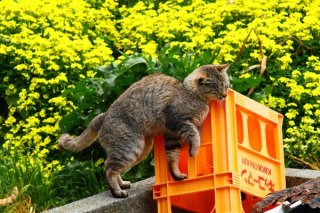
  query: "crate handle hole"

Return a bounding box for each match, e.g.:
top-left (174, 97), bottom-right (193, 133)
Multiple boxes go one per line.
top-left (248, 116), bottom-right (262, 152)
top-left (236, 109), bottom-right (244, 144)
top-left (266, 124), bottom-right (277, 159)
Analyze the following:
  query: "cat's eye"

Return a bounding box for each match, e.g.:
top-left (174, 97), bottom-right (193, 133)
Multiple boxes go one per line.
top-left (199, 78), bottom-right (214, 85)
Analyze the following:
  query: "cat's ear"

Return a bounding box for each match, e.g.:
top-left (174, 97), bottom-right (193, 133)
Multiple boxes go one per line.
top-left (216, 64), bottom-right (229, 73)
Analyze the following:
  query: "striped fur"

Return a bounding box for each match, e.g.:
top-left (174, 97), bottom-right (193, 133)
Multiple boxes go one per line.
top-left (59, 64), bottom-right (229, 198)
top-left (0, 187), bottom-right (18, 206)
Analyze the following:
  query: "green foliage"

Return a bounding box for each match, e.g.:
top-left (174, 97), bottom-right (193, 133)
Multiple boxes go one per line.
top-left (262, 56), bottom-right (320, 170)
top-left (0, 149), bottom-right (51, 212)
top-left (0, 148), bottom-right (107, 212)
top-left (51, 160), bottom-right (107, 205)
top-left (59, 55), bottom-right (152, 133)
top-left (60, 46), bottom-right (217, 133)
top-left (156, 45), bottom-right (219, 80)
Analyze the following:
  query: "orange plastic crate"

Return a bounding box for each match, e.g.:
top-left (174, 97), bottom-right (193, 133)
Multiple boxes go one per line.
top-left (153, 89), bottom-right (286, 213)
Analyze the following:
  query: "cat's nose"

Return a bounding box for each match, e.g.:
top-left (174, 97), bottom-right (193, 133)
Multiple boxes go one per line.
top-left (222, 93), bottom-right (227, 98)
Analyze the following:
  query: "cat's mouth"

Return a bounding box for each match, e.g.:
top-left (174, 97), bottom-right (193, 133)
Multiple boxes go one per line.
top-left (220, 94), bottom-right (227, 99)
top-left (216, 97), bottom-right (226, 101)
top-left (209, 96), bottom-right (226, 102)
top-left (205, 92), bottom-right (227, 101)
top-left (213, 93), bottom-right (227, 101)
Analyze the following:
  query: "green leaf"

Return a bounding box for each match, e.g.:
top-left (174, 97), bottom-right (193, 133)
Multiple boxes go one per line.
top-left (59, 111), bottom-right (82, 132)
top-left (252, 85), bottom-right (273, 101)
top-left (122, 56), bottom-right (148, 73)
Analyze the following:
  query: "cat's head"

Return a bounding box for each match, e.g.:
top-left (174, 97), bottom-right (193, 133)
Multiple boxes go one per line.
top-left (183, 64), bottom-right (230, 101)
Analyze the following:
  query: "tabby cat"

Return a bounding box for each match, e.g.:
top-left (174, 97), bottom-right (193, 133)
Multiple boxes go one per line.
top-left (59, 64), bottom-right (230, 198)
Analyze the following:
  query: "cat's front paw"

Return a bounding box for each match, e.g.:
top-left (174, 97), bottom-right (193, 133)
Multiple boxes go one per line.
top-left (119, 181), bottom-right (131, 189)
top-left (189, 146), bottom-right (199, 157)
top-left (172, 173), bottom-right (188, 181)
top-left (111, 189), bottom-right (129, 198)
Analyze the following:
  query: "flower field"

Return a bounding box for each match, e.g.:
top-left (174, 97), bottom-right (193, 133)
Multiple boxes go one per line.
top-left (0, 0), bottom-right (319, 211)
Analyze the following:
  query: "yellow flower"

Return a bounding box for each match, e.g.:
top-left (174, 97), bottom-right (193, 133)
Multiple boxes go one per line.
top-left (8, 84), bottom-right (15, 89)
top-left (292, 70), bottom-right (301, 79)
top-left (0, 44), bottom-right (7, 54)
top-left (47, 61), bottom-right (60, 71)
top-left (5, 116), bottom-right (16, 127)
top-left (38, 148), bottom-right (49, 158)
top-left (48, 97), bottom-right (67, 107)
top-left (239, 73), bottom-right (251, 79)
top-left (95, 158), bottom-right (105, 167)
top-left (39, 109), bottom-right (46, 117)
top-left (71, 63), bottom-right (83, 70)
top-left (278, 53), bottom-right (293, 70)
top-left (29, 92), bottom-right (40, 99)
top-left (56, 72), bottom-right (68, 82)
top-left (3, 76), bottom-right (9, 82)
top-left (15, 64), bottom-right (29, 71)
top-left (286, 110), bottom-right (299, 119)
top-left (303, 103), bottom-right (313, 110)
top-left (86, 70), bottom-right (96, 78)
top-left (26, 116), bottom-right (40, 127)
top-left (140, 41), bottom-right (158, 58)
top-left (43, 117), bottom-right (56, 123)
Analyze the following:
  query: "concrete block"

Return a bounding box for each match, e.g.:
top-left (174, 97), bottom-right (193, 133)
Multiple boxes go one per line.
top-left (285, 168), bottom-right (320, 188)
top-left (45, 168), bottom-right (320, 213)
top-left (45, 177), bottom-right (156, 213)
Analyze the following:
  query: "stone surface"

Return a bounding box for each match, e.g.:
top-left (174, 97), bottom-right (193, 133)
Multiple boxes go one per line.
top-left (286, 168), bottom-right (320, 188)
top-left (45, 177), bottom-right (156, 213)
top-left (45, 168), bottom-right (320, 213)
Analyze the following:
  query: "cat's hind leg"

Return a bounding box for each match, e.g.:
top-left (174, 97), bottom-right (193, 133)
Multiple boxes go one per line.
top-left (103, 136), bottom-right (146, 198)
top-left (116, 137), bottom-right (153, 190)
top-left (105, 168), bottom-right (128, 198)
top-left (136, 137), bottom-right (153, 164)
top-left (117, 176), bottom-right (131, 189)
top-left (165, 135), bottom-right (188, 180)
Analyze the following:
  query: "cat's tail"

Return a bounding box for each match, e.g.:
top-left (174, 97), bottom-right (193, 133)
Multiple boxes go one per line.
top-left (0, 187), bottom-right (19, 206)
top-left (58, 113), bottom-right (106, 152)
